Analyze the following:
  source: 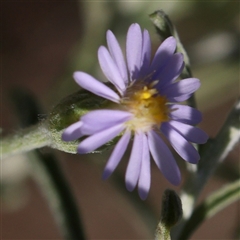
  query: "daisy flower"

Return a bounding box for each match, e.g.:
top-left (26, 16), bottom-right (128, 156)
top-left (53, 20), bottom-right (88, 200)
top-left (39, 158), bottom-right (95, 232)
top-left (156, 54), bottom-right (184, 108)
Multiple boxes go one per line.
top-left (62, 23), bottom-right (208, 200)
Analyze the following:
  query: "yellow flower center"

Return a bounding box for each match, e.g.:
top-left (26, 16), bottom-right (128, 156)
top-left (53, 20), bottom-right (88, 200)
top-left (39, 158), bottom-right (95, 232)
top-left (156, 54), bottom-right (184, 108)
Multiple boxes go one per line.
top-left (122, 83), bottom-right (169, 132)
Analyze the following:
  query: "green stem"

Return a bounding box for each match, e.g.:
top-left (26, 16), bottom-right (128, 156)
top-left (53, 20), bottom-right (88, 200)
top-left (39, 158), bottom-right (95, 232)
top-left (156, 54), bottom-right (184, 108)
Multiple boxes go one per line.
top-left (184, 98), bottom-right (240, 212)
top-left (155, 224), bottom-right (171, 240)
top-left (179, 179), bottom-right (240, 240)
top-left (1, 123), bottom-right (51, 160)
top-left (173, 98), bottom-right (240, 238)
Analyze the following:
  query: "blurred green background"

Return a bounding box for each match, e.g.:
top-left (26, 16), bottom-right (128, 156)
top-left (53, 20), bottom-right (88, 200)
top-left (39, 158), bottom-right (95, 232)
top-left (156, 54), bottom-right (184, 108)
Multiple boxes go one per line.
top-left (1, 1), bottom-right (239, 239)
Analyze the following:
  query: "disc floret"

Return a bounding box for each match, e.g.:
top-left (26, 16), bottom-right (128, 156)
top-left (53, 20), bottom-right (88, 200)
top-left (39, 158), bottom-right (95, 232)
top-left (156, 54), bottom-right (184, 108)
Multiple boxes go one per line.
top-left (123, 82), bottom-right (169, 132)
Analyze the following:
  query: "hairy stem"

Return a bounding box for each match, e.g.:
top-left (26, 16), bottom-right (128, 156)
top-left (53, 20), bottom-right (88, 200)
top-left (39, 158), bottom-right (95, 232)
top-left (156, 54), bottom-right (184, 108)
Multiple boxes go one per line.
top-left (173, 98), bottom-right (240, 238)
top-left (1, 123), bottom-right (51, 160)
top-left (179, 179), bottom-right (240, 239)
top-left (184, 98), bottom-right (240, 213)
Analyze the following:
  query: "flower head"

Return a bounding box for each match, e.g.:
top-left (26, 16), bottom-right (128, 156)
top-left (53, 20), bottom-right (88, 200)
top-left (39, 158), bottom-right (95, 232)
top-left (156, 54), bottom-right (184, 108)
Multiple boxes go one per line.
top-left (62, 23), bottom-right (208, 200)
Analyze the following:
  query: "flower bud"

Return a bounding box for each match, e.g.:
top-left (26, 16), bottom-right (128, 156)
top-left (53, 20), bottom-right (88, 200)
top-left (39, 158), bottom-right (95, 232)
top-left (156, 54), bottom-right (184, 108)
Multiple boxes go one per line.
top-left (161, 189), bottom-right (183, 228)
top-left (47, 89), bottom-right (111, 153)
top-left (155, 189), bottom-right (182, 240)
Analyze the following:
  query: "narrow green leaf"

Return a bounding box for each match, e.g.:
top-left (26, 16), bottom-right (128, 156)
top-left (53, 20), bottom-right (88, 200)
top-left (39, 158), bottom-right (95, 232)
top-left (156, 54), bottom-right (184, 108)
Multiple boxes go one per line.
top-left (149, 10), bottom-right (196, 107)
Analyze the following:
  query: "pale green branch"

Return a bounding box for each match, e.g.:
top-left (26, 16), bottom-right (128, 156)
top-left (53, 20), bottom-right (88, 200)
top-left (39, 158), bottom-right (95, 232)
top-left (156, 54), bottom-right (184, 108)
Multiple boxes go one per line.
top-left (173, 98), bottom-right (240, 238)
top-left (1, 123), bottom-right (50, 160)
top-left (8, 87), bottom-right (86, 239)
top-left (179, 179), bottom-right (240, 240)
top-left (183, 98), bottom-right (240, 211)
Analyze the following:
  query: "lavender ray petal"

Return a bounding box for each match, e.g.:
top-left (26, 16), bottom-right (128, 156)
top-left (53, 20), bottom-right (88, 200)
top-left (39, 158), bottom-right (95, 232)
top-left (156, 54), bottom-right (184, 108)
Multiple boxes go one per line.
top-left (169, 94), bottom-right (193, 102)
top-left (62, 121), bottom-right (83, 142)
top-left (139, 29), bottom-right (151, 78)
top-left (77, 123), bottom-right (125, 154)
top-left (167, 121), bottom-right (208, 144)
top-left (126, 23), bottom-right (142, 80)
top-left (81, 110), bottom-right (132, 135)
top-left (106, 30), bottom-right (128, 83)
top-left (73, 71), bottom-right (120, 103)
top-left (156, 53), bottom-right (184, 88)
top-left (125, 131), bottom-right (143, 191)
top-left (160, 78), bottom-right (200, 100)
top-left (150, 37), bottom-right (176, 76)
top-left (138, 133), bottom-right (151, 200)
top-left (161, 123), bottom-right (200, 164)
top-left (102, 130), bottom-right (131, 180)
top-left (147, 130), bottom-right (181, 186)
top-left (98, 46), bottom-right (126, 94)
top-left (169, 104), bottom-right (202, 125)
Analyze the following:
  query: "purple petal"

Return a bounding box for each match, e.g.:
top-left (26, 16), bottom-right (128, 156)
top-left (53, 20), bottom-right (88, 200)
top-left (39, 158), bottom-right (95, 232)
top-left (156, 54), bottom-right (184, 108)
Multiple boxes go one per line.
top-left (173, 94), bottom-right (193, 102)
top-left (169, 104), bottom-right (202, 125)
top-left (126, 23), bottom-right (142, 80)
top-left (81, 110), bottom-right (132, 135)
top-left (138, 133), bottom-right (151, 200)
top-left (73, 71), bottom-right (120, 103)
top-left (139, 29), bottom-right (151, 78)
top-left (150, 36), bottom-right (176, 76)
top-left (156, 53), bottom-right (184, 87)
top-left (147, 130), bottom-right (181, 185)
top-left (62, 121), bottom-right (83, 141)
top-left (98, 46), bottom-right (126, 94)
top-left (106, 30), bottom-right (128, 84)
top-left (161, 78), bottom-right (200, 102)
top-left (77, 123), bottom-right (125, 154)
top-left (102, 130), bottom-right (131, 179)
top-left (161, 123), bottom-right (200, 163)
top-left (167, 121), bottom-right (208, 144)
top-left (125, 131), bottom-right (143, 191)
